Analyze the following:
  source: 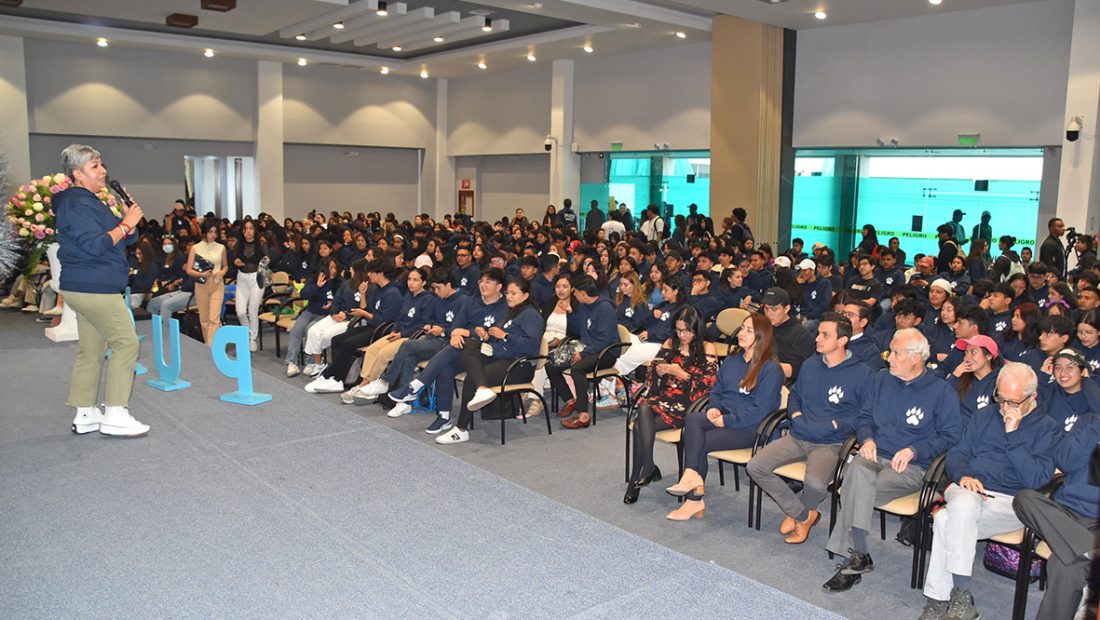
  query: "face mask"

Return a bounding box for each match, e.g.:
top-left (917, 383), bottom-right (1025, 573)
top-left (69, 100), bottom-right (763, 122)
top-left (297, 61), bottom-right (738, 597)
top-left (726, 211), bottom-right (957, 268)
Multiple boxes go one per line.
top-left (163, 244), bottom-right (174, 254)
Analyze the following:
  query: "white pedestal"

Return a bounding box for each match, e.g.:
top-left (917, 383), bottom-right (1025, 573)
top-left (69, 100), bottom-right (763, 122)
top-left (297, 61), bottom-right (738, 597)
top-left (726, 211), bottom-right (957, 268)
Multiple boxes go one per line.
top-left (44, 243), bottom-right (79, 342)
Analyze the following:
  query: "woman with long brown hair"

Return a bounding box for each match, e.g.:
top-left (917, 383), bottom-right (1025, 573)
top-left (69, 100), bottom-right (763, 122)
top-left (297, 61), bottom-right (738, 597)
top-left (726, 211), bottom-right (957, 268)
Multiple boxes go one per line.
top-left (664, 313), bottom-right (784, 520)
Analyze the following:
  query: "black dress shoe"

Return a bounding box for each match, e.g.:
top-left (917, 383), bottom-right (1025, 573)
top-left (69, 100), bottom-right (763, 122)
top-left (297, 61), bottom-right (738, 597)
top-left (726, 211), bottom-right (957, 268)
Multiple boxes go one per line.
top-left (822, 570), bottom-right (862, 592)
top-left (623, 485), bottom-right (641, 504)
top-left (822, 550), bottom-right (874, 593)
top-left (635, 465), bottom-right (663, 487)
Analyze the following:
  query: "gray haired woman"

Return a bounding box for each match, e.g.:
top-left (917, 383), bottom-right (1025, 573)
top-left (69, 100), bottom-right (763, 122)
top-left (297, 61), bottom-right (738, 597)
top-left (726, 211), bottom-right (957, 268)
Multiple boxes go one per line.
top-left (55, 144), bottom-right (149, 437)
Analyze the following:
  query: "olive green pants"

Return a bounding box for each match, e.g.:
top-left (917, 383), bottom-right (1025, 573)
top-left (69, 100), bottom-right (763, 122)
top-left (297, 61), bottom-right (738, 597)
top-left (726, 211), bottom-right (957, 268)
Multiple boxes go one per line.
top-left (62, 290), bottom-right (139, 408)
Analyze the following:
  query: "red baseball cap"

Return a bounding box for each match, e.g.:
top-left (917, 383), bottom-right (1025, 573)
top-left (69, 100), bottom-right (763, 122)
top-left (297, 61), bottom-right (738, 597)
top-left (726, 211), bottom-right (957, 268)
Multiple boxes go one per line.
top-left (954, 335), bottom-right (999, 358)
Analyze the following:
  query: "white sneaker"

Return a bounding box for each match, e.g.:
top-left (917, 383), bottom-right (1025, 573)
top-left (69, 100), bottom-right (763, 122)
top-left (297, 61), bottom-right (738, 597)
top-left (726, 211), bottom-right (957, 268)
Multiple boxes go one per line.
top-left (340, 385), bottom-right (365, 404)
top-left (286, 363), bottom-right (301, 378)
top-left (301, 363), bottom-right (317, 376)
top-left (362, 378), bottom-right (390, 396)
top-left (467, 386), bottom-right (497, 411)
top-left (308, 363), bottom-right (328, 377)
top-left (0, 295), bottom-right (19, 308)
top-left (43, 305), bottom-right (64, 316)
top-left (386, 402), bottom-right (413, 418)
top-left (71, 406), bottom-right (103, 434)
top-left (249, 339), bottom-right (258, 352)
top-left (305, 376), bottom-right (344, 394)
top-left (21, 304), bottom-right (38, 313)
top-left (99, 406), bottom-right (150, 437)
top-left (435, 428), bottom-right (469, 445)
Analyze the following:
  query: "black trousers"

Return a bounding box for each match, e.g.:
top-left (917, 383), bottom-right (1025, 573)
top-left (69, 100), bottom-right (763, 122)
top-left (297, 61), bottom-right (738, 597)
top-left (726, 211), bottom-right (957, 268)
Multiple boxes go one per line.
top-left (457, 339), bottom-right (533, 430)
top-left (324, 324), bottom-right (375, 384)
top-left (546, 352), bottom-right (616, 415)
top-left (631, 403), bottom-right (674, 481)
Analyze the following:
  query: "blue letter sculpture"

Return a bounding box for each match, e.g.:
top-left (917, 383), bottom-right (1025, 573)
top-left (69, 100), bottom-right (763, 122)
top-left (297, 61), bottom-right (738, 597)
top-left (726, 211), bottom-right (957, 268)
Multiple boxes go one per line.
top-left (211, 325), bottom-right (272, 405)
top-left (146, 313), bottom-right (191, 392)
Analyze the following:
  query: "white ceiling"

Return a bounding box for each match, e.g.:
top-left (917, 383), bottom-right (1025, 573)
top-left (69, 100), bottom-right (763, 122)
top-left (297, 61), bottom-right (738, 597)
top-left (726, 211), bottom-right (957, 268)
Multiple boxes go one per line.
top-left (0, 0), bottom-right (1044, 78)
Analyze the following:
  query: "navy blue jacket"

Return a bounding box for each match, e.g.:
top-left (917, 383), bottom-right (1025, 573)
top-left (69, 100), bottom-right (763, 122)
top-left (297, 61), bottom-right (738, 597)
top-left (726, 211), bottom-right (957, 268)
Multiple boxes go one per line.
top-left (364, 281), bottom-right (403, 327)
top-left (568, 297), bottom-right (619, 358)
top-left (847, 332), bottom-right (885, 370)
top-left (745, 268), bottom-right (774, 294)
top-left (494, 305), bottom-right (544, 359)
top-left (946, 403), bottom-right (1058, 494)
top-left (457, 294), bottom-right (510, 333)
top-left (788, 353), bottom-right (874, 444)
top-left (329, 281), bottom-right (359, 316)
top-left (857, 370), bottom-right (963, 469)
top-left (128, 260), bottom-right (159, 294)
top-left (710, 354), bottom-right (784, 429)
top-left (156, 254), bottom-right (186, 289)
top-left (988, 310), bottom-right (1013, 343)
top-left (393, 290), bottom-right (437, 337)
top-left (644, 300), bottom-right (685, 343)
top-left (453, 263), bottom-right (481, 295)
top-left (531, 274), bottom-right (555, 309)
top-left (56, 187), bottom-right (136, 293)
top-left (946, 368), bottom-right (1000, 429)
top-left (875, 266), bottom-right (905, 291)
top-left (1076, 340), bottom-right (1100, 385)
top-left (718, 285), bottom-right (750, 310)
top-left (1053, 413), bottom-right (1100, 518)
top-left (1042, 378), bottom-right (1100, 435)
top-left (432, 290), bottom-right (470, 336)
top-left (617, 298), bottom-right (649, 333)
top-left (687, 291), bottom-right (724, 323)
top-left (800, 278), bottom-right (833, 321)
top-left (300, 276), bottom-right (342, 315)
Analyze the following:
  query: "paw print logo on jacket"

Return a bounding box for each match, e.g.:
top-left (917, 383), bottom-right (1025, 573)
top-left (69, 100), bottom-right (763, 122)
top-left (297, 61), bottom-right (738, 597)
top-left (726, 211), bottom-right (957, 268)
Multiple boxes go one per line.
top-left (407, 307), bottom-right (416, 318)
top-left (1065, 414), bottom-right (1078, 432)
top-left (326, 291), bottom-right (334, 300)
top-left (905, 407), bottom-right (924, 426)
top-left (885, 276), bottom-right (895, 286)
top-left (811, 291), bottom-right (818, 300)
top-left (827, 385), bottom-right (843, 404)
top-left (503, 319), bottom-right (513, 329)
top-left (1091, 360), bottom-right (1100, 373)
top-left (482, 315), bottom-right (495, 328)
top-left (975, 395), bottom-right (990, 409)
top-left (460, 277), bottom-right (469, 287)
top-left (738, 386), bottom-right (751, 395)
top-left (995, 321), bottom-right (1008, 333)
top-left (354, 292), bottom-right (362, 303)
top-left (586, 318), bottom-right (592, 330)
top-left (375, 300), bottom-right (382, 310)
top-left (444, 310), bottom-right (455, 323)
top-left (624, 307), bottom-right (634, 318)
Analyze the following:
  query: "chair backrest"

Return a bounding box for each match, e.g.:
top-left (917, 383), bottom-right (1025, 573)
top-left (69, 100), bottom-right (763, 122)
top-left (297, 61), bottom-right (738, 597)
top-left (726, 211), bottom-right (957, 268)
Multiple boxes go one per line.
top-left (534, 337), bottom-right (550, 371)
top-left (272, 271), bottom-right (290, 286)
top-left (617, 323), bottom-right (632, 344)
top-left (779, 385), bottom-right (789, 410)
top-left (715, 308), bottom-right (751, 337)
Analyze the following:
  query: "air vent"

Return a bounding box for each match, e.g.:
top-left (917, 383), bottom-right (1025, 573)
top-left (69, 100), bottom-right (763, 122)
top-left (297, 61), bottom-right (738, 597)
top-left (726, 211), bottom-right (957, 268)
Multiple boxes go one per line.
top-left (201, 0), bottom-right (236, 11)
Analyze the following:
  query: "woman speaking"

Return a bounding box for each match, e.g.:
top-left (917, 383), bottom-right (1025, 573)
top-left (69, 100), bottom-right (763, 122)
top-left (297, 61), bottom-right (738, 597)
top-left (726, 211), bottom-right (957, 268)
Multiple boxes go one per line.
top-left (56, 144), bottom-right (149, 437)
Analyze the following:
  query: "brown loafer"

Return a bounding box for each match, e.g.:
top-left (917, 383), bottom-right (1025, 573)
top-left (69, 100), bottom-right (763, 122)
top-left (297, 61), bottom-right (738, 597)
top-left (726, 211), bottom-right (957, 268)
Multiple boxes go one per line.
top-left (784, 509), bottom-right (820, 544)
top-left (561, 415), bottom-right (590, 429)
top-left (779, 515), bottom-right (796, 535)
top-left (557, 399), bottom-right (577, 418)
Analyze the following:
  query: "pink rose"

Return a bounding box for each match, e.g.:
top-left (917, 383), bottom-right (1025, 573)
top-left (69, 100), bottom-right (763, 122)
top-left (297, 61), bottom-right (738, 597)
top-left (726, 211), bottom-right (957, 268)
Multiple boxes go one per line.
top-left (49, 185), bottom-right (61, 193)
top-left (35, 213), bottom-right (44, 222)
top-left (34, 230), bottom-right (45, 240)
top-left (12, 199), bottom-right (23, 208)
top-left (45, 227), bottom-right (54, 235)
top-left (43, 196), bottom-right (51, 205)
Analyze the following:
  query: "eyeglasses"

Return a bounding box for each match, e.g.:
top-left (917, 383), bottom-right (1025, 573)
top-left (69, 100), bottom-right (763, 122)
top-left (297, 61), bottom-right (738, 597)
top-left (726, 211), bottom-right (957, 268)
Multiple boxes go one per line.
top-left (676, 328), bottom-right (694, 336)
top-left (993, 392), bottom-right (1033, 409)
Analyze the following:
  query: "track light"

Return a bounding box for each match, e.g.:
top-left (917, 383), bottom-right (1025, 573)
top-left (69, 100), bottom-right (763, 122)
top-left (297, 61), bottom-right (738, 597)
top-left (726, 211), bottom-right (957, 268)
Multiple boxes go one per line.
top-left (482, 18), bottom-right (493, 32)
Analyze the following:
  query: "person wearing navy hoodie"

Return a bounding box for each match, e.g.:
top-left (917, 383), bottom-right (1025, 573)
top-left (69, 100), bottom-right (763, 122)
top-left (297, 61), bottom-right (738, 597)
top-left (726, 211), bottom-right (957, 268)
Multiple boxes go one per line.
top-left (1042, 348), bottom-right (1100, 436)
top-left (339, 266), bottom-right (436, 404)
top-left (840, 300), bottom-right (883, 370)
top-left (1013, 410), bottom-right (1100, 620)
top-left (436, 279), bottom-right (546, 445)
top-left (918, 362), bottom-right (1058, 620)
top-left (452, 246), bottom-right (481, 295)
top-left (797, 258), bottom-right (833, 331)
top-left (306, 257), bottom-right (404, 393)
top-left (283, 256), bottom-right (341, 377)
top-left (388, 268), bottom-right (509, 435)
top-left (748, 312), bottom-right (872, 543)
top-left (824, 328), bottom-right (962, 592)
top-left (55, 144), bottom-right (150, 437)
top-left (552, 275), bottom-right (620, 430)
top-left (665, 313), bottom-right (784, 521)
top-left (946, 334), bottom-right (1003, 429)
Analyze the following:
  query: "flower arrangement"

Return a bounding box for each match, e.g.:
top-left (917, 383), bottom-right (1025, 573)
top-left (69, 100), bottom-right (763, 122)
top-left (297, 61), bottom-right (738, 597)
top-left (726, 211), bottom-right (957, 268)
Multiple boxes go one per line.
top-left (5, 172), bottom-right (121, 275)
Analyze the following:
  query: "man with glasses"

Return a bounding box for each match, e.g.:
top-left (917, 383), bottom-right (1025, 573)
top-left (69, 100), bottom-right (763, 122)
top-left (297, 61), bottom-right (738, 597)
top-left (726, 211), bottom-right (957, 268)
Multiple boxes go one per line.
top-left (748, 312), bottom-right (872, 544)
top-left (686, 270), bottom-right (722, 324)
top-left (824, 328), bottom-right (961, 592)
top-left (916, 362), bottom-right (1058, 620)
top-left (840, 301), bottom-right (882, 370)
top-left (760, 287), bottom-right (814, 382)
top-left (453, 247), bottom-right (481, 295)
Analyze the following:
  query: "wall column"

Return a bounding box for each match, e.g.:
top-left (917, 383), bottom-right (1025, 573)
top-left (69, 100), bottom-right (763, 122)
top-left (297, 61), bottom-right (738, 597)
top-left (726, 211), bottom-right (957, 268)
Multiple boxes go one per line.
top-left (710, 15), bottom-right (786, 246)
top-left (433, 78), bottom-right (455, 220)
top-left (1055, 0), bottom-right (1100, 234)
top-left (550, 59), bottom-right (580, 209)
top-left (0, 35), bottom-right (31, 185)
top-left (255, 61), bottom-right (284, 221)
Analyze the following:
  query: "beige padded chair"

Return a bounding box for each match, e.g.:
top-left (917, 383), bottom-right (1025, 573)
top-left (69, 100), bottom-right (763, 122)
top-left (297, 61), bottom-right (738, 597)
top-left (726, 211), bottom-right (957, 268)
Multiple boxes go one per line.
top-left (712, 308), bottom-right (751, 358)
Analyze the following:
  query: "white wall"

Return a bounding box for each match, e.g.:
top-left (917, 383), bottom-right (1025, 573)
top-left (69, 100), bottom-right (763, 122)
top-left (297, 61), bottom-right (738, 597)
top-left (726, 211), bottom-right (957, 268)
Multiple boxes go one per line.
top-left (574, 43), bottom-right (711, 152)
top-left (448, 64), bottom-right (552, 156)
top-left (794, 0), bottom-right (1075, 147)
top-left (283, 144), bottom-right (420, 221)
top-left (29, 134), bottom-right (253, 222)
top-left (24, 39), bottom-right (255, 141)
top-left (455, 154), bottom-right (550, 223)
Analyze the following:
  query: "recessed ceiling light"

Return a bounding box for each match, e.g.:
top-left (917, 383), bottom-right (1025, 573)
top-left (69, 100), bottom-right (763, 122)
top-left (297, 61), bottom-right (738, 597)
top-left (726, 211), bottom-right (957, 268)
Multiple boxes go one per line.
top-left (929, 0), bottom-right (942, 4)
top-left (295, 34), bottom-right (306, 41)
top-left (433, 36), bottom-right (445, 43)
top-left (96, 37), bottom-right (109, 47)
top-left (482, 18), bottom-right (493, 32)
top-left (420, 69), bottom-right (429, 79)
top-left (392, 45), bottom-right (402, 51)
top-left (477, 61), bottom-right (487, 69)
top-left (377, 1), bottom-right (388, 16)
top-left (380, 66), bottom-right (390, 75)
top-left (526, 53), bottom-right (537, 62)
top-left (583, 44), bottom-right (594, 53)
top-left (297, 58), bottom-right (307, 66)
top-left (333, 21), bottom-right (344, 29)
top-left (674, 31), bottom-right (686, 39)
top-left (203, 48), bottom-right (215, 58)
top-left (814, 10), bottom-right (827, 19)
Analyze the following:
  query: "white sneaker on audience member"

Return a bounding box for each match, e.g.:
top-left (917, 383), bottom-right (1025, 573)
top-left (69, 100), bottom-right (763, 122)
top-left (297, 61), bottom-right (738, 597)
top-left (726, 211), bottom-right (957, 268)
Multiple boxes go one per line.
top-left (21, 304), bottom-right (38, 313)
top-left (340, 386), bottom-right (366, 404)
top-left (71, 406), bottom-right (104, 434)
top-left (386, 402), bottom-right (413, 418)
top-left (467, 387), bottom-right (497, 411)
top-left (99, 407), bottom-right (150, 437)
top-left (435, 428), bottom-right (469, 445)
top-left (43, 305), bottom-right (64, 317)
top-left (249, 339), bottom-right (258, 352)
top-left (0, 295), bottom-right (19, 308)
top-left (362, 378), bottom-right (389, 396)
top-left (286, 363), bottom-right (301, 378)
top-left (308, 363), bottom-right (328, 377)
top-left (305, 376), bottom-right (344, 394)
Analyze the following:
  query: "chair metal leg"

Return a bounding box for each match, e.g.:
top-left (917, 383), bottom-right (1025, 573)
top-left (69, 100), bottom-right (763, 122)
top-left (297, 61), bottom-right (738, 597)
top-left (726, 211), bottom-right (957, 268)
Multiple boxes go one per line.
top-left (733, 466), bottom-right (740, 492)
top-left (717, 462), bottom-right (725, 486)
top-left (675, 442), bottom-right (685, 481)
top-left (754, 483), bottom-right (764, 530)
top-left (625, 418), bottom-right (631, 483)
top-left (747, 477), bottom-right (755, 528)
top-left (828, 493), bottom-right (840, 560)
top-left (275, 325), bottom-right (282, 359)
top-left (1011, 531), bottom-right (1036, 620)
top-left (880, 512), bottom-right (887, 540)
top-left (591, 378), bottom-right (599, 426)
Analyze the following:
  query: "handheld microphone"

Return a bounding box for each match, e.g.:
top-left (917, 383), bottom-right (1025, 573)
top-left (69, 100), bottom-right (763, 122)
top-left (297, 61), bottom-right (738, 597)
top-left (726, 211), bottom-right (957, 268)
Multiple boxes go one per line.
top-left (107, 178), bottom-right (134, 207)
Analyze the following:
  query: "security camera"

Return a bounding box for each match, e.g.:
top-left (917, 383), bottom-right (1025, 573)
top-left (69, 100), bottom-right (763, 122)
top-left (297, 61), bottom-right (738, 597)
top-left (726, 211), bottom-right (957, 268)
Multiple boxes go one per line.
top-left (544, 135), bottom-right (555, 151)
top-left (1067, 117), bottom-right (1083, 142)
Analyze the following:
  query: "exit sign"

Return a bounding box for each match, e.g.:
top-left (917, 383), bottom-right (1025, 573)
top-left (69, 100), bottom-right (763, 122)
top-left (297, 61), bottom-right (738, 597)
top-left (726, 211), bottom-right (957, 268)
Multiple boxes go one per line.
top-left (958, 133), bottom-right (980, 147)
